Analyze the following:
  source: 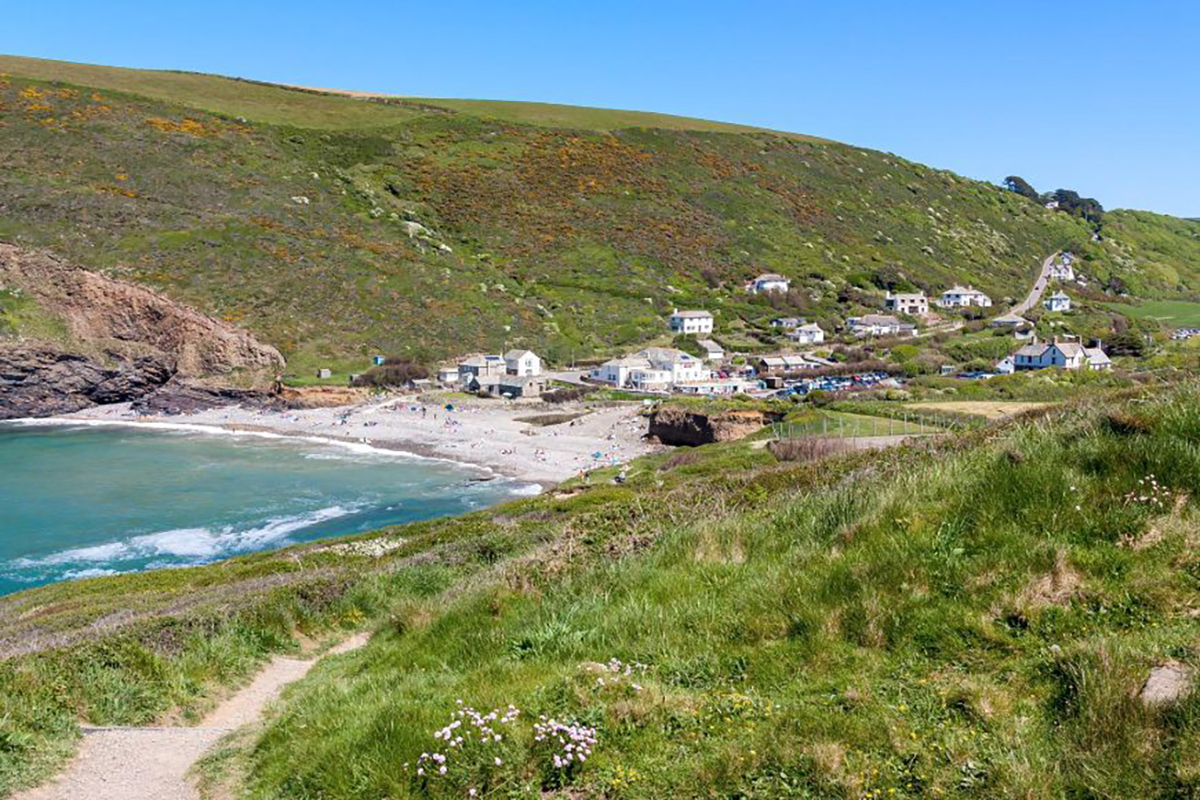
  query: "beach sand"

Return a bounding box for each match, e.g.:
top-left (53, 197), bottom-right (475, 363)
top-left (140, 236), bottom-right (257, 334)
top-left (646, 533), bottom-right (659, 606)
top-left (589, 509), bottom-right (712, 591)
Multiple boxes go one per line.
top-left (68, 395), bottom-right (659, 488)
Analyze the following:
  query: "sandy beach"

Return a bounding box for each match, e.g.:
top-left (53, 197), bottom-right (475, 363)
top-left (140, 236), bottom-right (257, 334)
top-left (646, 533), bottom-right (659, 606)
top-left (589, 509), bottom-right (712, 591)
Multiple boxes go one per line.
top-left (67, 395), bottom-right (660, 488)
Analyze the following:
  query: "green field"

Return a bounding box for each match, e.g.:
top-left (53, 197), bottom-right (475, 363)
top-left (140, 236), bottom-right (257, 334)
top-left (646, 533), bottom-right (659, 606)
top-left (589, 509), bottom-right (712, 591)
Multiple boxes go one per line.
top-left (1104, 299), bottom-right (1200, 326)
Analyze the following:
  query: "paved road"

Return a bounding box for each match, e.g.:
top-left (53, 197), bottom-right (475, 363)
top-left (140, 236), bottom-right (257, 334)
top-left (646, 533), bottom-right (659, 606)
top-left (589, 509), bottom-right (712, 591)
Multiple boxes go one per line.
top-left (1010, 252), bottom-right (1060, 317)
top-left (545, 369), bottom-right (589, 386)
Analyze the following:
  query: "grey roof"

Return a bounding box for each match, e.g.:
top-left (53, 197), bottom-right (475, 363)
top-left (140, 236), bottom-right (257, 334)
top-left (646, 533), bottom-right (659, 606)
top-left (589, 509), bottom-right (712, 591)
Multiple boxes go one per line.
top-left (504, 349), bottom-right (537, 360)
top-left (671, 309), bottom-right (713, 319)
top-left (754, 273), bottom-right (788, 282)
top-left (852, 314), bottom-right (902, 327)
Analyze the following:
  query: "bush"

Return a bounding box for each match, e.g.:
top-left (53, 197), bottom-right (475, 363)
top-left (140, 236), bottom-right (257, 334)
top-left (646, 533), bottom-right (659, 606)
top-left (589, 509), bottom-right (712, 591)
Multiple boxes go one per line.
top-left (351, 359), bottom-right (429, 388)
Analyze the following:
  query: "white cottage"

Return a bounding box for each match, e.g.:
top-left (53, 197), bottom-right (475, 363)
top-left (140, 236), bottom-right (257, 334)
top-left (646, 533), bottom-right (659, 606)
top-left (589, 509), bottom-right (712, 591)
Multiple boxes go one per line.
top-left (884, 292), bottom-right (929, 316)
top-left (788, 323), bottom-right (825, 345)
top-left (669, 309), bottom-right (714, 335)
top-left (504, 349), bottom-right (542, 376)
top-left (847, 314), bottom-right (914, 337)
top-left (1044, 291), bottom-right (1072, 312)
top-left (938, 285), bottom-right (993, 308)
top-left (747, 273), bottom-right (791, 294)
top-left (1013, 337), bottom-right (1109, 371)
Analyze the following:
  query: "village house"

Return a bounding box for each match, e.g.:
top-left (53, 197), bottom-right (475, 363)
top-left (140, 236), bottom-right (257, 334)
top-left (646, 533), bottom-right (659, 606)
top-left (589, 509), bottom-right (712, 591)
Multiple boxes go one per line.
top-left (747, 273), bottom-right (791, 294)
top-left (756, 354), bottom-right (824, 377)
top-left (996, 355), bottom-right (1016, 374)
top-left (938, 285), bottom-right (993, 308)
top-left (592, 355), bottom-right (651, 387)
top-left (497, 374), bottom-right (550, 399)
top-left (675, 377), bottom-right (758, 396)
top-left (458, 354), bottom-right (506, 381)
top-left (1013, 336), bottom-right (1111, 371)
top-left (1044, 291), bottom-right (1072, 312)
top-left (437, 365), bottom-right (460, 384)
top-left (847, 314), bottom-right (915, 338)
top-left (1048, 258), bottom-right (1075, 282)
top-left (697, 339), bottom-right (725, 362)
top-left (884, 291), bottom-right (929, 317)
top-left (592, 348), bottom-right (709, 390)
top-left (787, 322), bottom-right (825, 345)
top-left (669, 309), bottom-right (715, 336)
top-left (504, 349), bottom-right (542, 376)
top-left (770, 317), bottom-right (805, 329)
top-left (989, 313), bottom-right (1030, 328)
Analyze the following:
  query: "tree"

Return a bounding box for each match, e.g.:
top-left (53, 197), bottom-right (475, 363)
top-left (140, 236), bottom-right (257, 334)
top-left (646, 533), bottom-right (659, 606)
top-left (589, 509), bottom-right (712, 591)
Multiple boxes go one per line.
top-left (1106, 330), bottom-right (1146, 357)
top-left (1004, 175), bottom-right (1039, 201)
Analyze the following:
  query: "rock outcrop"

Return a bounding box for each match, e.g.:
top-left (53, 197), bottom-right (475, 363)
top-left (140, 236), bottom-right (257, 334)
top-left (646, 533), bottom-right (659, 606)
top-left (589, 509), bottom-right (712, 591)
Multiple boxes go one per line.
top-left (648, 407), bottom-right (782, 447)
top-left (0, 243), bottom-right (284, 377)
top-left (0, 243), bottom-right (285, 419)
top-left (0, 345), bottom-right (173, 419)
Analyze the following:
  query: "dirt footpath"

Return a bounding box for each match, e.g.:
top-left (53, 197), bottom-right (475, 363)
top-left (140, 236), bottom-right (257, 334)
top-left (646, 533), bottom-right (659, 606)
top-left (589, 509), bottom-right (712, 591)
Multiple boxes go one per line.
top-left (13, 633), bottom-right (369, 800)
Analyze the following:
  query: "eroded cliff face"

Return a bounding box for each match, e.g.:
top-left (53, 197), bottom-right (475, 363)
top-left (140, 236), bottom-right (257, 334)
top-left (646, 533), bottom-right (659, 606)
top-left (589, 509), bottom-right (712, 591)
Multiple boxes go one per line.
top-left (0, 244), bottom-right (285, 419)
top-left (648, 407), bottom-right (781, 446)
top-left (0, 346), bottom-right (173, 419)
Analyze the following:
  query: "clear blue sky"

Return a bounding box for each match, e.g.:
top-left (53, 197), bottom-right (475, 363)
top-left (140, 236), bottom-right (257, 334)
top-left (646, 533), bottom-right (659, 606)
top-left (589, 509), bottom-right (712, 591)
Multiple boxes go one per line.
top-left (3, 1), bottom-right (1196, 216)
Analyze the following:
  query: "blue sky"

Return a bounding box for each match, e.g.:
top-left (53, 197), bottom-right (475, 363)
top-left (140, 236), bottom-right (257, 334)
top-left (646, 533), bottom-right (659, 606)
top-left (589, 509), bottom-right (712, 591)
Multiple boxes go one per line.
top-left (3, 1), bottom-right (1196, 216)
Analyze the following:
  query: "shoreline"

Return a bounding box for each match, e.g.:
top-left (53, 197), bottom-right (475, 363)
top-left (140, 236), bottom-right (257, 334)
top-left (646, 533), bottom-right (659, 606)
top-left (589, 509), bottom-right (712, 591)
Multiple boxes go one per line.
top-left (52, 393), bottom-right (658, 489)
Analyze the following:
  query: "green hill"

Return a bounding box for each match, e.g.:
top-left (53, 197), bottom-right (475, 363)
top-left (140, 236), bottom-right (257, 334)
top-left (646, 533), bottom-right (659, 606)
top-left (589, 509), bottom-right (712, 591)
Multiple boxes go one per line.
top-left (2, 384), bottom-right (1197, 797)
top-left (0, 55), bottom-right (1197, 377)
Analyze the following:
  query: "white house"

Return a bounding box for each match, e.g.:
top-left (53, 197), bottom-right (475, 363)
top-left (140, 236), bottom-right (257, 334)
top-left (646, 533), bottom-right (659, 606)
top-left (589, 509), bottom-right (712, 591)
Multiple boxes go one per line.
top-left (669, 309), bottom-right (714, 335)
top-left (996, 355), bottom-right (1016, 374)
top-left (592, 355), bottom-right (651, 387)
top-left (884, 292), bottom-right (929, 317)
top-left (592, 348), bottom-right (709, 389)
top-left (788, 323), bottom-right (825, 345)
top-left (747, 273), bottom-right (791, 294)
top-left (697, 339), bottom-right (725, 362)
top-left (938, 285), bottom-right (993, 308)
top-left (847, 314), bottom-right (914, 337)
top-left (437, 365), bottom-right (460, 384)
top-left (1013, 337), bottom-right (1110, 371)
top-left (640, 347), bottom-right (708, 384)
top-left (504, 349), bottom-right (542, 376)
top-left (1048, 259), bottom-right (1075, 282)
top-left (1044, 291), bottom-right (1072, 312)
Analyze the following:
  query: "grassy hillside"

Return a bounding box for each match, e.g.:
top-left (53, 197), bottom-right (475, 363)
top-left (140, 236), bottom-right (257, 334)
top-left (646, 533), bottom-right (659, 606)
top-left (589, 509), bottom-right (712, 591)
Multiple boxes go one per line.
top-left (2, 384), bottom-right (1197, 798)
top-left (0, 54), bottom-right (807, 136)
top-left (1, 55), bottom-right (1199, 376)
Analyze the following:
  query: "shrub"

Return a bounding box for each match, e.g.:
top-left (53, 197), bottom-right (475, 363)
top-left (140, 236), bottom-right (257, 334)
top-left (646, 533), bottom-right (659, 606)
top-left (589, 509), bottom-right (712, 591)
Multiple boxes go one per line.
top-left (351, 359), bottom-right (429, 388)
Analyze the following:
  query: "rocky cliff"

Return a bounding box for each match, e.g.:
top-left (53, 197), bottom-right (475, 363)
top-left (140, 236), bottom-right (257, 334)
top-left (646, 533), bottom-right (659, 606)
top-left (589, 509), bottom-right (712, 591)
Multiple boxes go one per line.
top-left (648, 407), bottom-right (782, 446)
top-left (0, 345), bottom-right (173, 419)
top-left (0, 244), bottom-right (285, 419)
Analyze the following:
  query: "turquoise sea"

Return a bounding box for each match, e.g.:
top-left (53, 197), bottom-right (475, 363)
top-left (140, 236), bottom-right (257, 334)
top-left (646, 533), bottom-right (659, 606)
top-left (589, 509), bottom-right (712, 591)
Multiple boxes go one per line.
top-left (0, 420), bottom-right (536, 595)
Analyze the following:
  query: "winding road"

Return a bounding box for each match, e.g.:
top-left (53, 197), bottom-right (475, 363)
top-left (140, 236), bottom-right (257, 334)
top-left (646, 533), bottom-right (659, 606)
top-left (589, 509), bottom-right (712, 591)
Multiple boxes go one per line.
top-left (1009, 252), bottom-right (1061, 317)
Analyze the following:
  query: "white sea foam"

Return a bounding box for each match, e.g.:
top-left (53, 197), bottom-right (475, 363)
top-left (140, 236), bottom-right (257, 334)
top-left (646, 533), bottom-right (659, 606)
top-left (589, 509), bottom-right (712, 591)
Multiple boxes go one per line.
top-left (509, 482), bottom-right (544, 497)
top-left (14, 506), bottom-right (357, 569)
top-left (2, 416), bottom-right (489, 473)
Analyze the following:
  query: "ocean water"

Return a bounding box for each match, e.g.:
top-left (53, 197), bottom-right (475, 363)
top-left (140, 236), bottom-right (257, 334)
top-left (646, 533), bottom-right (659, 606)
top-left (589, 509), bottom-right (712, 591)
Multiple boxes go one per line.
top-left (0, 420), bottom-right (537, 595)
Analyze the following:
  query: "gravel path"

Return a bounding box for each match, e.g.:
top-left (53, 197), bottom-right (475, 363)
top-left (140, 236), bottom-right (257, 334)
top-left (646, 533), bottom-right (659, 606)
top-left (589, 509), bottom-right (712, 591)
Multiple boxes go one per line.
top-left (13, 632), bottom-right (369, 800)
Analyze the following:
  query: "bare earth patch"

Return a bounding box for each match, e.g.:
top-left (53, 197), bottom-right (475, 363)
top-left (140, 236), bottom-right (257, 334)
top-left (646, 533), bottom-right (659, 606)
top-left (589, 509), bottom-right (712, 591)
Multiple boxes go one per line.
top-left (908, 401), bottom-right (1053, 419)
